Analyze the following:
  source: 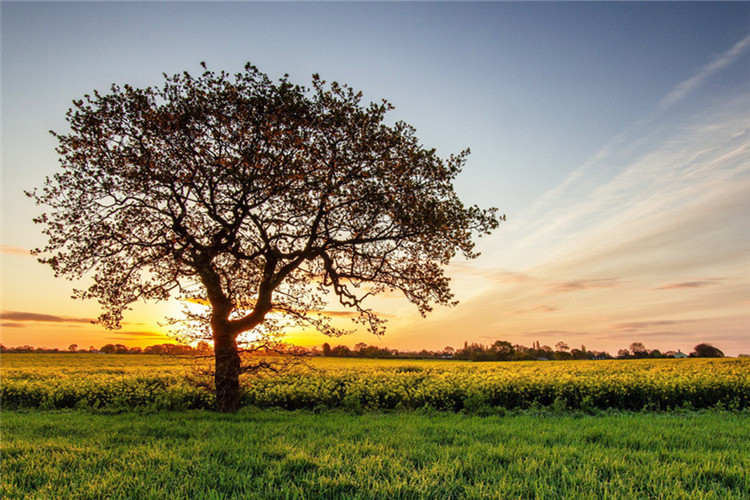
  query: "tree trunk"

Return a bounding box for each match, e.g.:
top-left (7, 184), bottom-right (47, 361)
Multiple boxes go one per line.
top-left (214, 333), bottom-right (241, 412)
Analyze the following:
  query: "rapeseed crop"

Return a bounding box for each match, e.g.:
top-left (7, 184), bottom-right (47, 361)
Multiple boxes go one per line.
top-left (1, 354), bottom-right (747, 412)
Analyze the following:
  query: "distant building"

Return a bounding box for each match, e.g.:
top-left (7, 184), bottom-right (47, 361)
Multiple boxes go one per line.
top-left (673, 350), bottom-right (687, 359)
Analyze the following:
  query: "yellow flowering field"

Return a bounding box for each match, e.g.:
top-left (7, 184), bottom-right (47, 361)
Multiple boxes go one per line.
top-left (1, 354), bottom-right (748, 412)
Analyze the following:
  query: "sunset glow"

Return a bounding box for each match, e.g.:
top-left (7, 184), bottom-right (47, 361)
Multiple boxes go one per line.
top-left (2, 2), bottom-right (748, 355)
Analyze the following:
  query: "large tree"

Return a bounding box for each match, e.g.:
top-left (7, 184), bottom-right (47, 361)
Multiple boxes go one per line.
top-left (29, 63), bottom-right (500, 411)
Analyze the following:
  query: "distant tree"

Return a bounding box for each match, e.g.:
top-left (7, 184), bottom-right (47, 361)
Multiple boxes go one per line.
top-left (491, 340), bottom-right (515, 361)
top-left (629, 342), bottom-right (648, 358)
top-left (99, 344), bottom-right (117, 354)
top-left (616, 348), bottom-right (631, 359)
top-left (691, 343), bottom-right (724, 358)
top-left (68, 344), bottom-right (78, 352)
top-left (322, 343), bottom-right (332, 357)
top-left (29, 63), bottom-right (500, 412)
top-left (331, 345), bottom-right (353, 357)
top-left (354, 342), bottom-right (368, 355)
top-left (553, 351), bottom-right (572, 361)
top-left (570, 348), bottom-right (588, 360)
top-left (555, 341), bottom-right (569, 353)
top-left (512, 344), bottom-right (534, 361)
top-left (128, 346), bottom-right (143, 354)
top-left (647, 349), bottom-right (663, 359)
top-left (196, 341), bottom-right (212, 354)
top-left (144, 344), bottom-right (167, 355)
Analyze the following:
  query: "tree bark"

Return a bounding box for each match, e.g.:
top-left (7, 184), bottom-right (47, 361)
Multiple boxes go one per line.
top-left (214, 333), bottom-right (241, 413)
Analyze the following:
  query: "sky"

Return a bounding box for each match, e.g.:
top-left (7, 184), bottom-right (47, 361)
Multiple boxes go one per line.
top-left (1, 2), bottom-right (748, 355)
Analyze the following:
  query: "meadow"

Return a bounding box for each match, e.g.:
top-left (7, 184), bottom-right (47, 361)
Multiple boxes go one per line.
top-left (2, 354), bottom-right (749, 498)
top-left (3, 408), bottom-right (749, 499)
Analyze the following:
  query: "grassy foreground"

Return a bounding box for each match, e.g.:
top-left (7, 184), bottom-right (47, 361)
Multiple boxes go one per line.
top-left (2, 409), bottom-right (748, 499)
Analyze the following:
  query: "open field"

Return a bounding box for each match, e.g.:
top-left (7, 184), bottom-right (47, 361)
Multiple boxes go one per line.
top-left (2, 355), bottom-right (749, 498)
top-left (2, 354), bottom-right (748, 412)
top-left (3, 409), bottom-right (749, 499)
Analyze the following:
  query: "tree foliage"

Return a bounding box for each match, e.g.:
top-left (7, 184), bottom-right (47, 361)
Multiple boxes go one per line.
top-left (28, 63), bottom-right (500, 410)
top-left (691, 343), bottom-right (724, 358)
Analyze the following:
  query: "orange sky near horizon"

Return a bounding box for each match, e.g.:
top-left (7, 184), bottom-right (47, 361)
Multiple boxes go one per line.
top-left (2, 242), bottom-right (748, 357)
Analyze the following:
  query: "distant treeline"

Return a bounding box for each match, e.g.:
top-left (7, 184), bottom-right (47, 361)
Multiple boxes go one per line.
top-left (318, 341), bottom-right (725, 361)
top-left (1, 340), bottom-right (729, 359)
top-left (0, 343), bottom-right (210, 355)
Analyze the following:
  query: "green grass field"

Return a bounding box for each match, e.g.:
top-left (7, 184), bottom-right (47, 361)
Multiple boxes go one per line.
top-left (3, 409), bottom-right (749, 499)
top-left (2, 354), bottom-right (749, 498)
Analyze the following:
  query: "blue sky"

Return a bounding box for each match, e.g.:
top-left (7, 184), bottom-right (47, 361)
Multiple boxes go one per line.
top-left (2, 2), bottom-right (749, 355)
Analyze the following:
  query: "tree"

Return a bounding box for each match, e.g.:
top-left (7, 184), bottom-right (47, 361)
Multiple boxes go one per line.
top-left (691, 343), bottom-right (724, 358)
top-left (555, 341), bottom-right (569, 353)
top-left (491, 340), bottom-right (514, 361)
top-left (28, 63), bottom-right (499, 412)
top-left (616, 348), bottom-right (631, 359)
top-left (144, 344), bottom-right (167, 355)
top-left (553, 351), bottom-right (572, 361)
top-left (100, 344), bottom-right (119, 354)
top-left (354, 342), bottom-right (368, 354)
top-left (629, 342), bottom-right (648, 358)
top-left (196, 341), bottom-right (212, 354)
top-left (570, 348), bottom-right (588, 360)
top-left (68, 344), bottom-right (78, 352)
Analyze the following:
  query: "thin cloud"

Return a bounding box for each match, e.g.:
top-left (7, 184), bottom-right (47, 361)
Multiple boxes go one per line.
top-left (510, 305), bottom-right (558, 316)
top-left (448, 264), bottom-right (536, 284)
top-left (1, 245), bottom-right (30, 256)
top-left (105, 331), bottom-right (167, 339)
top-left (595, 330), bottom-right (687, 340)
top-left (651, 280), bottom-right (724, 291)
top-left (0, 311), bottom-right (95, 324)
top-left (613, 320), bottom-right (694, 331)
top-left (318, 310), bottom-right (360, 318)
top-left (521, 329), bottom-right (582, 337)
top-left (318, 310), bottom-right (395, 319)
top-left (1, 322), bottom-right (25, 328)
top-left (549, 278), bottom-right (620, 293)
top-left (659, 33), bottom-right (750, 110)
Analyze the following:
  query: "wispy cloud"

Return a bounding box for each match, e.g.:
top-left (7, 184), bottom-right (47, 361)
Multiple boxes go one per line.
top-left (319, 310), bottom-right (361, 318)
top-left (548, 278), bottom-right (620, 294)
top-left (1, 322), bottom-right (25, 328)
top-left (0, 311), bottom-right (95, 324)
top-left (1, 245), bottom-right (30, 256)
top-left (105, 331), bottom-right (167, 340)
top-left (509, 305), bottom-right (557, 316)
top-left (659, 33), bottom-right (750, 110)
top-left (613, 320), bottom-right (694, 332)
top-left (594, 330), bottom-right (690, 341)
top-left (651, 280), bottom-right (725, 291)
top-left (521, 329), bottom-right (585, 338)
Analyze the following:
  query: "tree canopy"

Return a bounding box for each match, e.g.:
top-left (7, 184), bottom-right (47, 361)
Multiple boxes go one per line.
top-left (691, 343), bottom-right (724, 358)
top-left (29, 63), bottom-right (500, 410)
